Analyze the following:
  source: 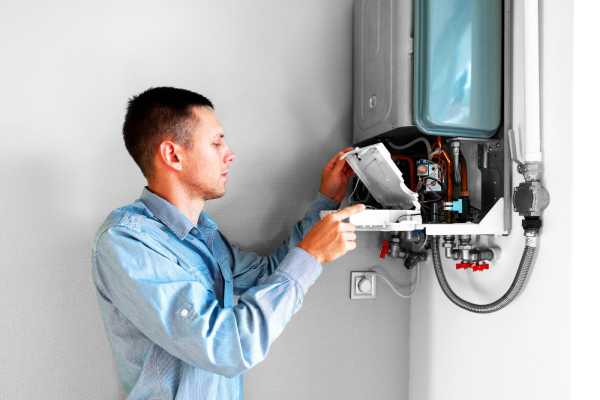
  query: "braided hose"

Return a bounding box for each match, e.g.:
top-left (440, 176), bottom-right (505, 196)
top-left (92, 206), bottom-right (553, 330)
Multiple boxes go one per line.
top-left (431, 235), bottom-right (538, 313)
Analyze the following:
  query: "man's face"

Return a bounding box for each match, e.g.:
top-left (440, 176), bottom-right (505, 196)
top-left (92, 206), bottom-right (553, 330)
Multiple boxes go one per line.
top-left (180, 106), bottom-right (235, 200)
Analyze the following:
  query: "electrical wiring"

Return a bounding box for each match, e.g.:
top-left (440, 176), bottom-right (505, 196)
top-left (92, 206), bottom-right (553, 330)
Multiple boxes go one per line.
top-left (417, 176), bottom-right (446, 205)
top-left (347, 177), bottom-right (361, 201)
top-left (386, 137), bottom-right (432, 159)
top-left (338, 177), bottom-right (362, 210)
top-left (369, 264), bottom-right (421, 299)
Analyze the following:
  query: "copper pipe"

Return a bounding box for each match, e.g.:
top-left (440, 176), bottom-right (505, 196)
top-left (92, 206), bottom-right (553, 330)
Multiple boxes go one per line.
top-left (391, 154), bottom-right (417, 191)
top-left (431, 137), bottom-right (453, 200)
top-left (459, 155), bottom-right (469, 197)
top-left (436, 154), bottom-right (453, 201)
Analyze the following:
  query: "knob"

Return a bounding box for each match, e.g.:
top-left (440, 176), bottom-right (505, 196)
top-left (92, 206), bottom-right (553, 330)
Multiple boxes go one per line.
top-left (357, 277), bottom-right (373, 293)
top-left (456, 262), bottom-right (473, 270)
top-left (472, 263), bottom-right (490, 272)
top-left (379, 240), bottom-right (390, 259)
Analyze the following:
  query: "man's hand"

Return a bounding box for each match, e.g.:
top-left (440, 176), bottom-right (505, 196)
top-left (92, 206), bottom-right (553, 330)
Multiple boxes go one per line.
top-left (319, 147), bottom-right (355, 204)
top-left (298, 204), bottom-right (366, 264)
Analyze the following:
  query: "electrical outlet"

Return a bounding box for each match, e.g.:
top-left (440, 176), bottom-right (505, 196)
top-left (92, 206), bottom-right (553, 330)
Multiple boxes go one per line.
top-left (350, 271), bottom-right (376, 300)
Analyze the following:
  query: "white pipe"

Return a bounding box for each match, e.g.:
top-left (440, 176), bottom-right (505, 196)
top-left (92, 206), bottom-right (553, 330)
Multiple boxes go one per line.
top-left (522, 0), bottom-right (543, 162)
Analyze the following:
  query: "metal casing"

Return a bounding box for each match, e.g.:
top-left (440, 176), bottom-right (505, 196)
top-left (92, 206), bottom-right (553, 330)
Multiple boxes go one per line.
top-left (353, 0), bottom-right (414, 144)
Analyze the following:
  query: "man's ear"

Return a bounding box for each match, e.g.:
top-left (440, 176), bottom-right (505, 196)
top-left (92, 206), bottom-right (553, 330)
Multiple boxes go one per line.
top-left (157, 140), bottom-right (184, 172)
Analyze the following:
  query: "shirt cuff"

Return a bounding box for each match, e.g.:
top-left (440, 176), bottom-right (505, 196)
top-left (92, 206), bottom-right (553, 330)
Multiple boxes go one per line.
top-left (277, 247), bottom-right (323, 295)
top-left (307, 192), bottom-right (338, 216)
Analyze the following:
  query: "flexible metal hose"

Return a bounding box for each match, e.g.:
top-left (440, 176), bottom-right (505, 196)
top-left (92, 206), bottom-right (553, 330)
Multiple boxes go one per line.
top-left (431, 235), bottom-right (538, 313)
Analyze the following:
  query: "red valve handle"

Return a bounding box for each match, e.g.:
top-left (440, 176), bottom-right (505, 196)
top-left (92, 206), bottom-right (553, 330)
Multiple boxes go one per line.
top-left (379, 240), bottom-right (389, 259)
top-left (456, 262), bottom-right (473, 270)
top-left (472, 263), bottom-right (490, 272)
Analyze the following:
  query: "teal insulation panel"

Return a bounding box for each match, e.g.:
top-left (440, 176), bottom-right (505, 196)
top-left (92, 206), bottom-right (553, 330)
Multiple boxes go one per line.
top-left (413, 0), bottom-right (502, 138)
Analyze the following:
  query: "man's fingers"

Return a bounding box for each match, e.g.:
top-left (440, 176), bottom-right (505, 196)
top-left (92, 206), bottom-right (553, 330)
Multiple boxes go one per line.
top-left (339, 222), bottom-right (356, 232)
top-left (332, 203), bottom-right (366, 221)
top-left (326, 147), bottom-right (354, 169)
top-left (339, 147), bottom-right (354, 162)
top-left (342, 232), bottom-right (357, 241)
top-left (343, 164), bottom-right (355, 177)
top-left (324, 154), bottom-right (338, 169)
top-left (332, 155), bottom-right (347, 173)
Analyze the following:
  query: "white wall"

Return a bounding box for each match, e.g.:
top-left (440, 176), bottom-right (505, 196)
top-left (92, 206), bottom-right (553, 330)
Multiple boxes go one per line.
top-left (408, 1), bottom-right (572, 399)
top-left (0, 1), bottom-right (411, 399)
top-left (571, 2), bottom-right (600, 399)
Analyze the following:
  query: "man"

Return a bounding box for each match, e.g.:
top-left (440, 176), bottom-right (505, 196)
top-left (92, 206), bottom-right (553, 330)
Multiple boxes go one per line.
top-left (92, 87), bottom-right (364, 399)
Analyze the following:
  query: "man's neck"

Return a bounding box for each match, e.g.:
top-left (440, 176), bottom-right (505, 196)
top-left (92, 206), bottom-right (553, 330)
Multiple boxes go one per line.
top-left (147, 180), bottom-right (206, 225)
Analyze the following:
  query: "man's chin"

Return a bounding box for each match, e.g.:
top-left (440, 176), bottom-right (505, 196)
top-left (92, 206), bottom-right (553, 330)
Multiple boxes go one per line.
top-left (206, 189), bottom-right (226, 200)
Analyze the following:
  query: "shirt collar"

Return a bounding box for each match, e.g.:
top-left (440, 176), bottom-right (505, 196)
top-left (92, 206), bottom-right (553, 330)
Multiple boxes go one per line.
top-left (140, 187), bottom-right (218, 240)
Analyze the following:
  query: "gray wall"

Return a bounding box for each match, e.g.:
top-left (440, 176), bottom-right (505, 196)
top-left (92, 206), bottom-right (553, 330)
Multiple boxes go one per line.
top-left (0, 1), bottom-right (411, 399)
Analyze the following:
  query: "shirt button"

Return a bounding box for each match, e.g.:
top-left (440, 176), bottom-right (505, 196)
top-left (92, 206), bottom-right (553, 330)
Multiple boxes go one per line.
top-left (179, 308), bottom-right (189, 318)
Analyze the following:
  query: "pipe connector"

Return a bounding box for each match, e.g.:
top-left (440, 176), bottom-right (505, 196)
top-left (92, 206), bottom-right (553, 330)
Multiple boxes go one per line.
top-left (524, 229), bottom-right (539, 247)
top-left (388, 236), bottom-right (405, 259)
top-left (442, 235), bottom-right (455, 259)
top-left (450, 140), bottom-right (461, 185)
top-left (517, 161), bottom-right (543, 182)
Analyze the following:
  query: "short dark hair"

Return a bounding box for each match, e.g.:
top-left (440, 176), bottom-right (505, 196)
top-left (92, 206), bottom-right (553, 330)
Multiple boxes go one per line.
top-left (122, 87), bottom-right (214, 178)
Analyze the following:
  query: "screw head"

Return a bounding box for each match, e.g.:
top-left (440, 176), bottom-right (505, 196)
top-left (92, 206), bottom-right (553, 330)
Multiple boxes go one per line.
top-left (368, 95), bottom-right (377, 109)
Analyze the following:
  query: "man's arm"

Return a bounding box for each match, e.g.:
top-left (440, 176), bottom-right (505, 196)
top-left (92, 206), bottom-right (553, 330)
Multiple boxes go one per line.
top-left (93, 224), bottom-right (321, 378)
top-left (229, 193), bottom-right (337, 294)
top-left (93, 204), bottom-right (361, 378)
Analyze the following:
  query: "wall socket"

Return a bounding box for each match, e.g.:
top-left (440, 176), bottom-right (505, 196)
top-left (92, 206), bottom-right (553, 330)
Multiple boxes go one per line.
top-left (350, 271), bottom-right (376, 300)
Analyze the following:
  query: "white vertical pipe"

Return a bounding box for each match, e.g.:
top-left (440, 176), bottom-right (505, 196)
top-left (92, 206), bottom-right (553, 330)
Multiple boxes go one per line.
top-left (523, 0), bottom-right (543, 162)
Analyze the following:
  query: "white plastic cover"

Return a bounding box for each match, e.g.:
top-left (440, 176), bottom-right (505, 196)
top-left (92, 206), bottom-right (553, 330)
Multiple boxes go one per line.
top-left (343, 143), bottom-right (420, 210)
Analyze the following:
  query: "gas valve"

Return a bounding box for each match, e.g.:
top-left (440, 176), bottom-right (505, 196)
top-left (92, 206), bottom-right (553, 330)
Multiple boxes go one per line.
top-left (455, 261), bottom-right (491, 271)
top-left (444, 235), bottom-right (495, 271)
top-left (378, 232), bottom-right (428, 269)
top-left (379, 239), bottom-right (390, 259)
top-left (472, 262), bottom-right (490, 272)
top-left (455, 262), bottom-right (473, 270)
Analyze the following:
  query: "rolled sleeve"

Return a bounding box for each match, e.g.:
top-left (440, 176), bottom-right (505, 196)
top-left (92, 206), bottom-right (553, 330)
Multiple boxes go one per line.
top-left (275, 247), bottom-right (322, 295)
top-left (306, 193), bottom-right (339, 219)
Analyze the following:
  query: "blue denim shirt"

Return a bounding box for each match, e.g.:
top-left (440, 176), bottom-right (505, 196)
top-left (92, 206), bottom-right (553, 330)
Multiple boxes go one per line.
top-left (91, 188), bottom-right (336, 399)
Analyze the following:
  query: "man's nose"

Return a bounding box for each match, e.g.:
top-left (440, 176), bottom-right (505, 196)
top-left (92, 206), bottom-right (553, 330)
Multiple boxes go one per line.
top-left (224, 149), bottom-right (235, 165)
